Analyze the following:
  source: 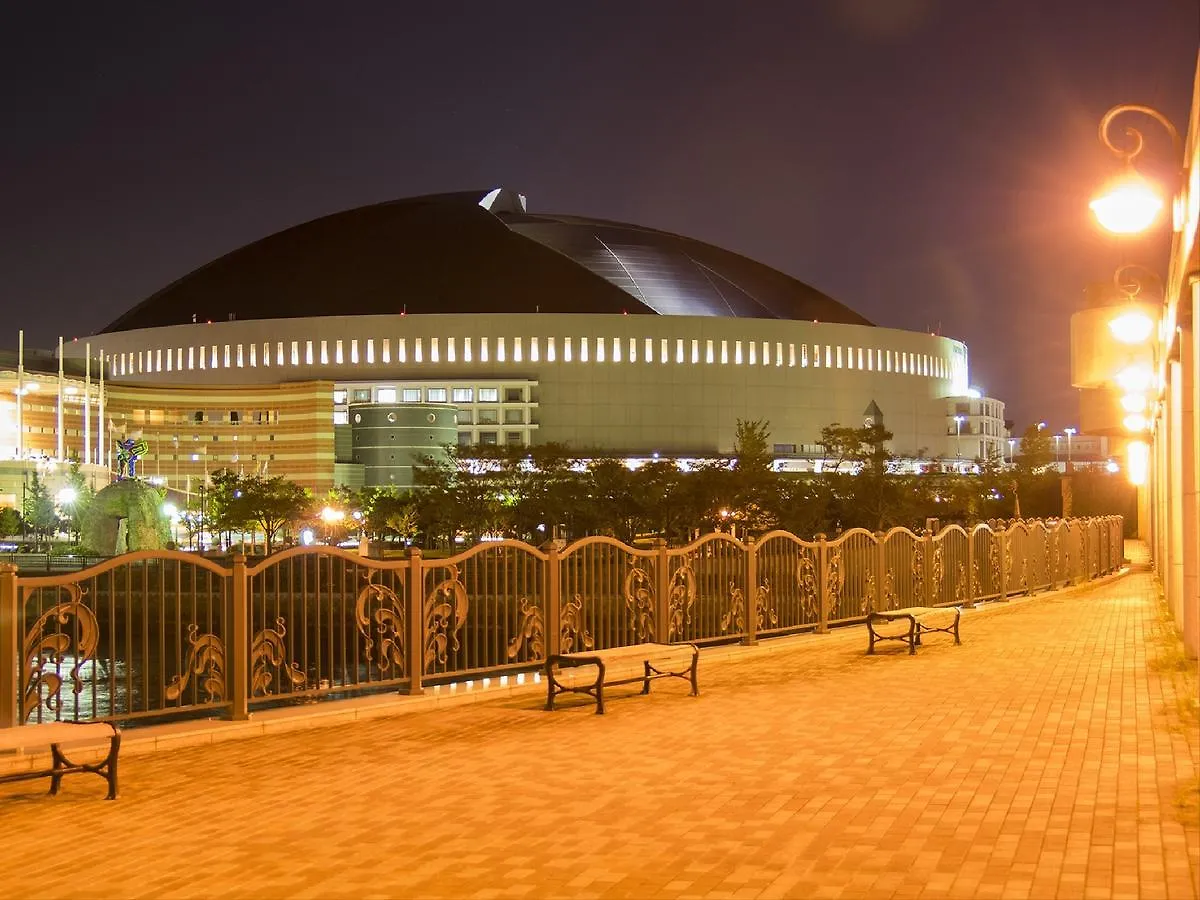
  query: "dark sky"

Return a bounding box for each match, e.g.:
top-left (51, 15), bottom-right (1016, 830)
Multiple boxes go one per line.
top-left (2, 1), bottom-right (1196, 430)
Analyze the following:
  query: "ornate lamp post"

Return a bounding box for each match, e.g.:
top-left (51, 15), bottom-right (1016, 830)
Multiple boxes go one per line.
top-left (1090, 105), bottom-right (1182, 235)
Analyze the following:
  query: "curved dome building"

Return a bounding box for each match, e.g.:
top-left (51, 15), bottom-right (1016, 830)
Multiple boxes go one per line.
top-left (63, 189), bottom-right (981, 492)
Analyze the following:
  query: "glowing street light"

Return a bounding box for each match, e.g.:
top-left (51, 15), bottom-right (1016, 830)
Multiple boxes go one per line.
top-left (1090, 171), bottom-right (1164, 234)
top-left (1108, 309), bottom-right (1156, 344)
top-left (1116, 365), bottom-right (1154, 393)
top-left (1120, 393), bottom-right (1147, 413)
top-left (1064, 427), bottom-right (1077, 464)
top-left (55, 486), bottom-right (77, 507)
top-left (1123, 414), bottom-right (1149, 432)
top-left (954, 414), bottom-right (965, 459)
top-left (1091, 104), bottom-right (1182, 235)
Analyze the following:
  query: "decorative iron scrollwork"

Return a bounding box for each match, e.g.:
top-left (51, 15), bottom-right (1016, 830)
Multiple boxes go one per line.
top-left (624, 566), bottom-right (656, 642)
top-left (826, 549), bottom-right (844, 616)
top-left (720, 581), bottom-right (745, 634)
top-left (931, 544), bottom-right (944, 599)
top-left (667, 564), bottom-right (696, 641)
top-left (507, 598), bottom-right (544, 661)
top-left (22, 585), bottom-right (99, 719)
top-left (972, 558), bottom-right (982, 598)
top-left (989, 540), bottom-right (1001, 588)
top-left (955, 562), bottom-right (967, 606)
top-left (911, 543), bottom-right (925, 600)
top-left (424, 565), bottom-right (469, 670)
top-left (862, 571), bottom-right (877, 615)
top-left (797, 552), bottom-right (820, 620)
top-left (356, 576), bottom-right (407, 676)
top-left (757, 580), bottom-right (779, 630)
top-left (167, 625), bottom-right (226, 702)
top-left (560, 594), bottom-right (595, 654)
top-left (883, 569), bottom-right (898, 610)
top-left (251, 618), bottom-right (306, 696)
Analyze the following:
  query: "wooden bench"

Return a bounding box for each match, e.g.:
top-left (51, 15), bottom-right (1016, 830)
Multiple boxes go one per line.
top-left (0, 722), bottom-right (120, 800)
top-left (867, 607), bottom-right (962, 655)
top-left (545, 642), bottom-right (700, 714)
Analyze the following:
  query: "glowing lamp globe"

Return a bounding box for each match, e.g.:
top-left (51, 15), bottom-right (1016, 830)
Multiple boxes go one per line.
top-left (1090, 173), bottom-right (1163, 234)
top-left (1116, 365), bottom-right (1153, 393)
top-left (1122, 414), bottom-right (1148, 432)
top-left (1120, 393), bottom-right (1146, 413)
top-left (1108, 310), bottom-right (1155, 344)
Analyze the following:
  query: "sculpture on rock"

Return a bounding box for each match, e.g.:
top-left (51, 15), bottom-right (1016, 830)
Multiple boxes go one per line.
top-left (81, 480), bottom-right (170, 555)
top-left (116, 438), bottom-right (149, 479)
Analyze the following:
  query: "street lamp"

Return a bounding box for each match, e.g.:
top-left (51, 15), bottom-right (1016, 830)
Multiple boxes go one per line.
top-left (1008, 438), bottom-right (1016, 464)
top-left (1090, 105), bottom-right (1182, 235)
top-left (954, 415), bottom-right (965, 460)
top-left (1053, 434), bottom-right (1061, 463)
top-left (1064, 427), bottom-right (1077, 464)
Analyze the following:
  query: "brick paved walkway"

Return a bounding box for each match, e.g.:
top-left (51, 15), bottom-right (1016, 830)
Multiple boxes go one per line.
top-left (1, 562), bottom-right (1196, 899)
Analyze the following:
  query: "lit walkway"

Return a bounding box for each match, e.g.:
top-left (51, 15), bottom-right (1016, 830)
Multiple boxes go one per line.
top-left (1, 558), bottom-right (1197, 899)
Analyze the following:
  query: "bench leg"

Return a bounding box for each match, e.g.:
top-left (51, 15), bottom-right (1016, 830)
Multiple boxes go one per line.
top-left (594, 663), bottom-right (605, 715)
top-left (867, 621), bottom-right (876, 655)
top-left (103, 734), bottom-right (120, 801)
top-left (953, 611), bottom-right (962, 645)
top-left (48, 743), bottom-right (67, 796)
top-left (908, 618), bottom-right (918, 655)
top-left (544, 660), bottom-right (557, 711)
top-left (642, 660), bottom-right (652, 695)
top-left (689, 650), bottom-right (699, 696)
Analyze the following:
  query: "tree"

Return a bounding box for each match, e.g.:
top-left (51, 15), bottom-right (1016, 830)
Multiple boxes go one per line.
top-left (22, 472), bottom-right (58, 550)
top-left (224, 475), bottom-right (311, 555)
top-left (0, 506), bottom-right (22, 539)
top-left (58, 459), bottom-right (95, 543)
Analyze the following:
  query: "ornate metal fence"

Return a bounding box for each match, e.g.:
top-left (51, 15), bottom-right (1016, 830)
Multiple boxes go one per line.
top-left (0, 515), bottom-right (1124, 728)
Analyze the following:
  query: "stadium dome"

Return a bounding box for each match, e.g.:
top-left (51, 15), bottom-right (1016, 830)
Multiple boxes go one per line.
top-left (103, 188), bottom-right (872, 332)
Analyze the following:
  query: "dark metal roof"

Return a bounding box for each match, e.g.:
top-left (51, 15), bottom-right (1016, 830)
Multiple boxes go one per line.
top-left (102, 189), bottom-right (871, 333)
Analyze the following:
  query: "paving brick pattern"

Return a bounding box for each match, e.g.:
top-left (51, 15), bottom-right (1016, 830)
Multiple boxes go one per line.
top-left (1, 560), bottom-right (1196, 899)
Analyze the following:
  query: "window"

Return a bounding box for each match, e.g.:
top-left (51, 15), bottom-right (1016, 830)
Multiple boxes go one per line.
top-left (427, 388), bottom-right (447, 402)
top-left (333, 410), bottom-right (349, 425)
top-left (479, 388), bottom-right (499, 402)
top-left (193, 411), bottom-right (204, 424)
top-left (333, 389), bottom-right (347, 404)
top-left (504, 409), bottom-right (524, 424)
top-left (504, 387), bottom-right (523, 403)
top-left (402, 389), bottom-right (421, 402)
top-left (505, 431), bottom-right (523, 446)
top-left (479, 431), bottom-right (498, 445)
top-left (457, 432), bottom-right (473, 446)
top-left (353, 389), bottom-right (371, 403)
top-left (452, 388), bottom-right (474, 403)
top-left (773, 444), bottom-right (797, 454)
top-left (230, 411), bottom-right (241, 425)
top-left (376, 387), bottom-right (397, 403)
top-left (456, 410), bottom-right (473, 425)
top-left (477, 409), bottom-right (499, 425)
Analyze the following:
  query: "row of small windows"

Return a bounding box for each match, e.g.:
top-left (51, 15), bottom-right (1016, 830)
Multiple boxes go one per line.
top-left (110, 337), bottom-right (957, 380)
top-left (334, 386), bottom-right (520, 404)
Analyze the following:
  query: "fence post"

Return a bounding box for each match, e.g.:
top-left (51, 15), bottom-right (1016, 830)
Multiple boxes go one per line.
top-left (874, 531), bottom-right (887, 611)
top-left (0, 564), bottom-right (18, 728)
top-left (743, 536), bottom-right (758, 646)
top-left (998, 525), bottom-right (1009, 601)
top-left (965, 527), bottom-right (976, 608)
top-left (405, 547), bottom-right (424, 694)
top-left (654, 539), bottom-right (670, 644)
top-left (816, 534), bottom-right (829, 634)
top-left (229, 553), bottom-right (250, 720)
top-left (546, 540), bottom-right (562, 657)
top-left (922, 528), bottom-right (935, 607)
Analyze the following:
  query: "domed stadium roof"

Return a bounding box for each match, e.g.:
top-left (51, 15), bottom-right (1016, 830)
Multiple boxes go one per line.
top-left (103, 188), bottom-right (872, 333)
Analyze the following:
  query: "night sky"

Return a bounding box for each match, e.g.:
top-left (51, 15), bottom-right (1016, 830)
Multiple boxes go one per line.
top-left (2, 1), bottom-right (1196, 430)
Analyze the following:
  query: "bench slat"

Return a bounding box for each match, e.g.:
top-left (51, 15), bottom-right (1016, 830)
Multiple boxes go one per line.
top-left (0, 722), bottom-right (116, 752)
